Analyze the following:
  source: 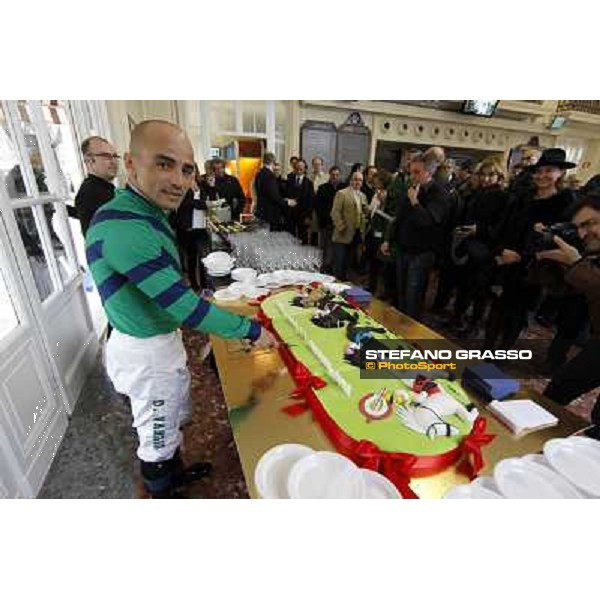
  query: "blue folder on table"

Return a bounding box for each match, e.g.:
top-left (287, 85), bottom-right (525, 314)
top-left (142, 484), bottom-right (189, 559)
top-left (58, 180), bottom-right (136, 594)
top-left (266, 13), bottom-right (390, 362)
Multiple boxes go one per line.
top-left (462, 362), bottom-right (520, 401)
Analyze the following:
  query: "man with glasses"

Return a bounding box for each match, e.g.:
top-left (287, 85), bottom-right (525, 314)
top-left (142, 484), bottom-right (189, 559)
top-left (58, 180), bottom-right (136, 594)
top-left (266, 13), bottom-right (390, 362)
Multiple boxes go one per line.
top-left (74, 136), bottom-right (120, 235)
top-left (538, 195), bottom-right (600, 438)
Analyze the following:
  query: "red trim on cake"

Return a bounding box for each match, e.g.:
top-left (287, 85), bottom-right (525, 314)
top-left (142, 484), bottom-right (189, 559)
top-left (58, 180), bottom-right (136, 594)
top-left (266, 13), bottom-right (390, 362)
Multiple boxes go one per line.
top-left (256, 296), bottom-right (495, 499)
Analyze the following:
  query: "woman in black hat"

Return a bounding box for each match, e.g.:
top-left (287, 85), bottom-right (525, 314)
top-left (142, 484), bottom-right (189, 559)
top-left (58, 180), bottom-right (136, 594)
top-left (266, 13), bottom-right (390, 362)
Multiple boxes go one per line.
top-left (483, 148), bottom-right (582, 361)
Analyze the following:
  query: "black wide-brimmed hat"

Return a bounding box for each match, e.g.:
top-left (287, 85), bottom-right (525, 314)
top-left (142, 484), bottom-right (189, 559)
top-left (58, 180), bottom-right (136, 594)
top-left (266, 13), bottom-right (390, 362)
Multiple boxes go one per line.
top-left (528, 148), bottom-right (576, 171)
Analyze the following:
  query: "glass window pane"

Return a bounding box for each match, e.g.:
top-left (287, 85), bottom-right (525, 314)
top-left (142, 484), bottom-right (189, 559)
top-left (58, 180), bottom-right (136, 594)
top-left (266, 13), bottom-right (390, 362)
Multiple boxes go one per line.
top-left (0, 258), bottom-right (20, 340)
top-left (16, 101), bottom-right (49, 195)
top-left (14, 207), bottom-right (55, 301)
top-left (44, 202), bottom-right (77, 283)
top-left (275, 101), bottom-right (286, 136)
top-left (0, 103), bottom-right (27, 199)
top-left (42, 101), bottom-right (83, 199)
top-left (212, 101), bottom-right (235, 132)
top-left (242, 101), bottom-right (266, 134)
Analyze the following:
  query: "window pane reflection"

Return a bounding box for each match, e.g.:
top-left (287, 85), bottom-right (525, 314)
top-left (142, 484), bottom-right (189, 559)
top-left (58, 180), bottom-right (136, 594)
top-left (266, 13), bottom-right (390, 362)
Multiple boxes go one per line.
top-left (14, 207), bottom-right (55, 301)
top-left (16, 101), bottom-right (49, 195)
top-left (0, 259), bottom-right (20, 340)
top-left (42, 101), bottom-right (82, 199)
top-left (44, 202), bottom-right (76, 283)
top-left (0, 103), bottom-right (26, 199)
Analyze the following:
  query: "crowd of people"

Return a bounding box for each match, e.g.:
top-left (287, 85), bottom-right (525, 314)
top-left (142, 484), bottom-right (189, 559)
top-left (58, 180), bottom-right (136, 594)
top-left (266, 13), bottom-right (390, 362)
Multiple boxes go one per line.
top-left (71, 122), bottom-right (600, 497)
top-left (253, 143), bottom-right (600, 438)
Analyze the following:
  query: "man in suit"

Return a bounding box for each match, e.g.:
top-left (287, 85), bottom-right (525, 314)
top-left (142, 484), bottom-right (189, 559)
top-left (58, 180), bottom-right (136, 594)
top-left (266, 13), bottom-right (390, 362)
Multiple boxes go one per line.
top-left (331, 170), bottom-right (367, 281)
top-left (212, 158), bottom-right (245, 220)
top-left (381, 152), bottom-right (450, 320)
top-left (285, 158), bottom-right (315, 243)
top-left (74, 136), bottom-right (119, 236)
top-left (255, 152), bottom-right (296, 231)
top-left (315, 165), bottom-right (344, 273)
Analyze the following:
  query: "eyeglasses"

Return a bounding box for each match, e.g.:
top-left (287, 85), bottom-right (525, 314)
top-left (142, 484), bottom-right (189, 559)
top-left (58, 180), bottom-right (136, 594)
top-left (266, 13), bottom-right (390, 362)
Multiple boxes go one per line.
top-left (87, 152), bottom-right (121, 160)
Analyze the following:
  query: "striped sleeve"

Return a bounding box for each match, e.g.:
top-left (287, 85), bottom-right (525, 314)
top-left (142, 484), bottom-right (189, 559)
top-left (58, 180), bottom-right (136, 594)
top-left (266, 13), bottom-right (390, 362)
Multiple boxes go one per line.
top-left (103, 222), bottom-right (261, 341)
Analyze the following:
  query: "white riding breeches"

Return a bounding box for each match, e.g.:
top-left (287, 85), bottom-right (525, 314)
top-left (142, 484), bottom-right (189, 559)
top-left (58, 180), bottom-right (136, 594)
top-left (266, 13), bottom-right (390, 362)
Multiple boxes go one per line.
top-left (106, 329), bottom-right (192, 462)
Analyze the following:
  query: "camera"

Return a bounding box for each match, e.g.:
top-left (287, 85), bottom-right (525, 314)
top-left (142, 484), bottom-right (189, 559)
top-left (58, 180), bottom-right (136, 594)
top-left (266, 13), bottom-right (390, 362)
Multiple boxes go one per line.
top-left (531, 222), bottom-right (583, 253)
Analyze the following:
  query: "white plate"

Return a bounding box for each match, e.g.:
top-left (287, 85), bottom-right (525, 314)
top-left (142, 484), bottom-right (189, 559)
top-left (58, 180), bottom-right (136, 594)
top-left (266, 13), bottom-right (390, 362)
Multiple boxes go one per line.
top-left (360, 469), bottom-right (402, 499)
top-left (203, 251), bottom-right (233, 263)
top-left (231, 268), bottom-right (258, 282)
top-left (494, 457), bottom-right (583, 499)
top-left (213, 288), bottom-right (241, 302)
top-left (254, 444), bottom-right (314, 499)
top-left (287, 451), bottom-right (364, 499)
top-left (242, 287), bottom-right (269, 299)
top-left (444, 481), bottom-right (503, 499)
top-left (544, 437), bottom-right (600, 497)
top-left (470, 476), bottom-right (504, 498)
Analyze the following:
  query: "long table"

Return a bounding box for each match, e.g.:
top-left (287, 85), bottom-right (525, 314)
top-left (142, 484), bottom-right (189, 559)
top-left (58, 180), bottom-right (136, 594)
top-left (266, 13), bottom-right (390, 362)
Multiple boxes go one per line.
top-left (209, 294), bottom-right (589, 498)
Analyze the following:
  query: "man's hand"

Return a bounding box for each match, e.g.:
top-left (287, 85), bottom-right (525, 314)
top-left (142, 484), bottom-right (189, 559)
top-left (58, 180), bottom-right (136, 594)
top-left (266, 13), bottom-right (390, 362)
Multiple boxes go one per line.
top-left (251, 327), bottom-right (278, 350)
top-left (380, 241), bottom-right (390, 256)
top-left (286, 198), bottom-right (297, 208)
top-left (407, 184), bottom-right (420, 206)
top-left (537, 235), bottom-right (582, 266)
top-left (499, 249), bottom-right (522, 265)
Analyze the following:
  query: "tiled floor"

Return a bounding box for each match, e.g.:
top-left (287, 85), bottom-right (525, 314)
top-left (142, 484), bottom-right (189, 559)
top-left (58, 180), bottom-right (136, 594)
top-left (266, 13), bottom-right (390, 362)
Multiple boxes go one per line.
top-left (39, 331), bottom-right (249, 499)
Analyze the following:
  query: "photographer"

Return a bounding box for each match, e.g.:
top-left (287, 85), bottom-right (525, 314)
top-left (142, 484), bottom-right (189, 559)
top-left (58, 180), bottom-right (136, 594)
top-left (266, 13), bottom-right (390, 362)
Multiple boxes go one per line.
top-left (483, 148), bottom-right (577, 353)
top-left (540, 195), bottom-right (600, 435)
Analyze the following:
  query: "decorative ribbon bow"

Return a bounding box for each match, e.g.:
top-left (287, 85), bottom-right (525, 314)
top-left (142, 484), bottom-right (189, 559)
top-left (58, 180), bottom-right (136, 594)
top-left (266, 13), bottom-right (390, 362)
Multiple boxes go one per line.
top-left (457, 416), bottom-right (495, 479)
top-left (353, 440), bottom-right (419, 499)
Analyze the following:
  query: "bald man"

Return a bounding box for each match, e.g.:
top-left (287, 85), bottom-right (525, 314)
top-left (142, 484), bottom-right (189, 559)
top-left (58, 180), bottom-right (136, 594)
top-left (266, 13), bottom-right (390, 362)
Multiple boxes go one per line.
top-left (85, 120), bottom-right (276, 498)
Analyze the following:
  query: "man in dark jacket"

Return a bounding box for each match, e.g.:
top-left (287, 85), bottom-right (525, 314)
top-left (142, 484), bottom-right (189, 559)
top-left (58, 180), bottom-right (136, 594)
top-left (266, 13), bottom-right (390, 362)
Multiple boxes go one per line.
top-left (285, 158), bottom-right (315, 243)
top-left (255, 152), bottom-right (295, 231)
top-left (315, 166), bottom-right (344, 272)
top-left (212, 158), bottom-right (245, 220)
top-left (74, 137), bottom-right (119, 236)
top-left (540, 195), bottom-right (600, 437)
top-left (381, 152), bottom-right (450, 320)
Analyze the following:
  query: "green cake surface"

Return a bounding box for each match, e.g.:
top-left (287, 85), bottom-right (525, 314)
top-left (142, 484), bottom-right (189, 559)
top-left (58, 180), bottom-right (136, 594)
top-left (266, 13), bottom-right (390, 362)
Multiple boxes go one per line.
top-left (262, 290), bottom-right (473, 457)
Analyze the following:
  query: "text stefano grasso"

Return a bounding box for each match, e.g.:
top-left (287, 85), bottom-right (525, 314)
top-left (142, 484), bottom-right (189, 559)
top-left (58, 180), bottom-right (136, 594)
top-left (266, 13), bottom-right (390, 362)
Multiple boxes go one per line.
top-left (364, 349), bottom-right (533, 361)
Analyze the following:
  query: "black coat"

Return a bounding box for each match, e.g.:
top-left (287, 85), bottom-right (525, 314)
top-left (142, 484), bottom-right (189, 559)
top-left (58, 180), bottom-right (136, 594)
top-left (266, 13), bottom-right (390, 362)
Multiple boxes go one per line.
top-left (500, 188), bottom-right (576, 254)
top-left (255, 166), bottom-right (286, 227)
top-left (74, 174), bottom-right (115, 236)
top-left (172, 188), bottom-right (207, 231)
top-left (464, 187), bottom-right (511, 252)
top-left (285, 173), bottom-right (315, 222)
top-left (214, 174), bottom-right (245, 218)
top-left (315, 181), bottom-right (345, 229)
top-left (389, 179), bottom-right (450, 254)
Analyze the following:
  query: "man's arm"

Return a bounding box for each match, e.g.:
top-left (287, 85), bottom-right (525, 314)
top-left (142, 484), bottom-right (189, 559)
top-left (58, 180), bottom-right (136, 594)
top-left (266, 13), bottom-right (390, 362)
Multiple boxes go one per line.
top-left (103, 223), bottom-right (261, 341)
top-left (565, 258), bottom-right (600, 300)
top-left (75, 181), bottom-right (114, 235)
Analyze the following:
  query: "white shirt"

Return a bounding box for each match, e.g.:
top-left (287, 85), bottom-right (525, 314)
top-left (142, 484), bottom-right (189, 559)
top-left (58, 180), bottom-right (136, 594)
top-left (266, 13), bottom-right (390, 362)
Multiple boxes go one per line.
top-left (309, 171), bottom-right (329, 192)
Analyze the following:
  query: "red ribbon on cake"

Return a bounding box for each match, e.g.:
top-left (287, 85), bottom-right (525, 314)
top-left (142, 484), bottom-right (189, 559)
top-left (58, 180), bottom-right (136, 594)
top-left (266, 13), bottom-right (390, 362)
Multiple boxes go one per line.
top-left (256, 304), bottom-right (495, 497)
top-left (456, 417), bottom-right (496, 479)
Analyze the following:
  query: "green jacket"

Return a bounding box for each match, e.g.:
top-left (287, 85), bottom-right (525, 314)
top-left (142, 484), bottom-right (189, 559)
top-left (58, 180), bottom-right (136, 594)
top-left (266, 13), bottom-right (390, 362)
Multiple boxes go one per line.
top-left (86, 186), bottom-right (260, 340)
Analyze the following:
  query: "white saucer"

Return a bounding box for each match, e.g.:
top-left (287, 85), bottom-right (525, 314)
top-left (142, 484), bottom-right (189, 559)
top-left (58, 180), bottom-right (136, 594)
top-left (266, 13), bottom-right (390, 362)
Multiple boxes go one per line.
top-left (544, 437), bottom-right (600, 497)
top-left (494, 457), bottom-right (583, 499)
top-left (360, 469), bottom-right (402, 499)
top-left (254, 444), bottom-right (314, 499)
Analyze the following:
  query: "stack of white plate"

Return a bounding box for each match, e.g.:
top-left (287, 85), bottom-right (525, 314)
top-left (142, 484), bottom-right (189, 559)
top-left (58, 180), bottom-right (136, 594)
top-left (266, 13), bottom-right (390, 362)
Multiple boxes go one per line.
top-left (543, 436), bottom-right (600, 498)
top-left (254, 444), bottom-right (402, 499)
top-left (202, 252), bottom-right (235, 276)
top-left (444, 435), bottom-right (600, 499)
top-left (231, 268), bottom-right (258, 283)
